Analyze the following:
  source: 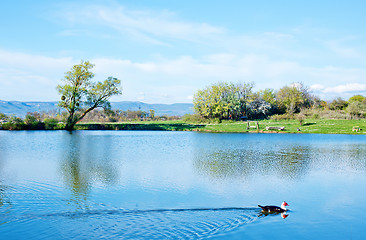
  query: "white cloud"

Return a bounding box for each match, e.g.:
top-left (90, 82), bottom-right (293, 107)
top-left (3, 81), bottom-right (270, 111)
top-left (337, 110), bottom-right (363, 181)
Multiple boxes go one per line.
top-left (0, 49), bottom-right (75, 101)
top-left (51, 2), bottom-right (366, 73)
top-left (56, 4), bottom-right (225, 45)
top-left (323, 83), bottom-right (366, 93)
top-left (324, 38), bottom-right (361, 59)
top-left (0, 49), bottom-right (73, 76)
top-left (137, 92), bottom-right (145, 101)
top-left (309, 84), bottom-right (325, 91)
top-left (90, 55), bottom-right (366, 103)
top-left (309, 83), bottom-right (366, 100)
top-left (1, 48), bottom-right (366, 103)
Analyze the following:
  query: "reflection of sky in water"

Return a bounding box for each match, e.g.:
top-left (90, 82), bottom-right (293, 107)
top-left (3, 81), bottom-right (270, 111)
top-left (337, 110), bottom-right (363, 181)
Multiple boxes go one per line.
top-left (0, 131), bottom-right (366, 196)
top-left (0, 131), bottom-right (366, 239)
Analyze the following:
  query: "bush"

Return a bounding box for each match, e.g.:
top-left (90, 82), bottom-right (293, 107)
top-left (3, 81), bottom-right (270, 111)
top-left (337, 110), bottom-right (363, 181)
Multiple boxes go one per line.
top-left (270, 114), bottom-right (294, 121)
top-left (183, 114), bottom-right (205, 123)
top-left (2, 117), bottom-right (25, 130)
top-left (24, 113), bottom-right (45, 130)
top-left (346, 101), bottom-right (362, 119)
top-left (329, 98), bottom-right (348, 110)
top-left (56, 122), bottom-right (66, 130)
top-left (44, 118), bottom-right (59, 130)
top-left (296, 113), bottom-right (305, 126)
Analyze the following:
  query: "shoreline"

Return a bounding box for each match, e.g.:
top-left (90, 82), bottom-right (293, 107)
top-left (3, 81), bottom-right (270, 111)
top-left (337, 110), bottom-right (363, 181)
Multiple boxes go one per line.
top-left (76, 119), bottom-right (366, 135)
top-left (0, 119), bottom-right (366, 135)
top-left (2, 119), bottom-right (365, 135)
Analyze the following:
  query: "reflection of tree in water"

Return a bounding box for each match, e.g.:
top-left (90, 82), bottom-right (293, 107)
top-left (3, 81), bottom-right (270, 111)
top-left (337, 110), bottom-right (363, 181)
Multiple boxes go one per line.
top-left (311, 144), bottom-right (366, 171)
top-left (267, 146), bottom-right (312, 179)
top-left (347, 145), bottom-right (366, 170)
top-left (60, 133), bottom-right (119, 210)
top-left (194, 146), bottom-right (312, 180)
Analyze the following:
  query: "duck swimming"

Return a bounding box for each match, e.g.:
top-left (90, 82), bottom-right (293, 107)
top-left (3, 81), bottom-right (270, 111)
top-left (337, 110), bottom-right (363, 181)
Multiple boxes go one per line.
top-left (258, 201), bottom-right (289, 213)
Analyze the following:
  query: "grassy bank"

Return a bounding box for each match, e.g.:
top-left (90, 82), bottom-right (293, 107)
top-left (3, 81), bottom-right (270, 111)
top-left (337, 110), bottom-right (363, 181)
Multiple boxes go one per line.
top-left (197, 119), bottom-right (365, 134)
top-left (74, 119), bottom-right (366, 134)
top-left (75, 121), bottom-right (204, 131)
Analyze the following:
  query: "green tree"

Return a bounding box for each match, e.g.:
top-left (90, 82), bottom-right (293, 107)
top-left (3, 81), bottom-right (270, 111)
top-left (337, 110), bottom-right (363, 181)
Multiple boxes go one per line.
top-left (149, 109), bottom-right (155, 119)
top-left (347, 101), bottom-right (362, 118)
top-left (236, 82), bottom-right (254, 118)
top-left (3, 116), bottom-right (25, 130)
top-left (57, 61), bottom-right (122, 131)
top-left (0, 113), bottom-right (7, 121)
top-left (24, 112), bottom-right (44, 130)
top-left (348, 95), bottom-right (364, 103)
top-left (210, 82), bottom-right (231, 120)
top-left (258, 88), bottom-right (277, 106)
top-left (193, 81), bottom-right (254, 120)
top-left (329, 97), bottom-right (348, 110)
top-left (276, 83), bottom-right (311, 114)
top-left (253, 88), bottom-right (277, 116)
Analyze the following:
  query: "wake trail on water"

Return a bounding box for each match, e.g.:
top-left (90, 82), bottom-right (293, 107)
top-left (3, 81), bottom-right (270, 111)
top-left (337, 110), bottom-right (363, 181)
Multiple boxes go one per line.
top-left (25, 207), bottom-right (262, 239)
top-left (2, 183), bottom-right (265, 239)
top-left (40, 207), bottom-right (260, 217)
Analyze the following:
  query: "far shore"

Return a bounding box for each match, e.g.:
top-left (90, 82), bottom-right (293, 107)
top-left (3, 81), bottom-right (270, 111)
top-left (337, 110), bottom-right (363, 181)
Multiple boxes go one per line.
top-left (1, 119), bottom-right (365, 135)
top-left (72, 119), bottom-right (365, 135)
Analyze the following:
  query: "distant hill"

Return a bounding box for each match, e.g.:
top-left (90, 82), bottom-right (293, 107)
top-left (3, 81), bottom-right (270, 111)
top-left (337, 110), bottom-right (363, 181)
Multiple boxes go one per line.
top-left (0, 100), bottom-right (194, 117)
top-left (0, 101), bottom-right (59, 117)
top-left (110, 102), bottom-right (194, 116)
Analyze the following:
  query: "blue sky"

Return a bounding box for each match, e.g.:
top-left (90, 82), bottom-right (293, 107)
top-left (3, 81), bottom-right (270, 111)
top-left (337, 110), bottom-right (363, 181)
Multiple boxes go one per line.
top-left (1, 0), bottom-right (366, 103)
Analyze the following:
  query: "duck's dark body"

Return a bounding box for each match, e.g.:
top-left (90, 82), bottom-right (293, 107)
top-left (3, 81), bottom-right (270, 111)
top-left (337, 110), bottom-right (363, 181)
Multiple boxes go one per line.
top-left (258, 205), bottom-right (286, 213)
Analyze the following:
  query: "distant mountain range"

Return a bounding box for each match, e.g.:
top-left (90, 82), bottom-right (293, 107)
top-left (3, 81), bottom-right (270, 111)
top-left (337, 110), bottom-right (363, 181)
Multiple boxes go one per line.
top-left (0, 100), bottom-right (194, 117)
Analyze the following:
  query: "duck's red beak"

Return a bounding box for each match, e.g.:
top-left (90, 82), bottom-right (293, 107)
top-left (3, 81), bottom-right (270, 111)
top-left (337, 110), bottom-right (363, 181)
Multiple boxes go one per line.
top-left (283, 202), bottom-right (289, 206)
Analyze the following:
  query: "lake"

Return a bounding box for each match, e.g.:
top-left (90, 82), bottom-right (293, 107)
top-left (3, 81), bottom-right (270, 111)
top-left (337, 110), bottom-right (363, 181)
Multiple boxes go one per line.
top-left (0, 131), bottom-right (366, 239)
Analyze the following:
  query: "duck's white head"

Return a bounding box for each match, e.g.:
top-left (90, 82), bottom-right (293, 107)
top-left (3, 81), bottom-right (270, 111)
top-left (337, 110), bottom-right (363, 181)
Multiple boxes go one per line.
top-left (281, 201), bottom-right (289, 210)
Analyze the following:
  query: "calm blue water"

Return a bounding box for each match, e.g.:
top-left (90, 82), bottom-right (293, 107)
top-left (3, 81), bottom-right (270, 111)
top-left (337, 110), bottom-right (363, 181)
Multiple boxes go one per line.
top-left (0, 131), bottom-right (366, 239)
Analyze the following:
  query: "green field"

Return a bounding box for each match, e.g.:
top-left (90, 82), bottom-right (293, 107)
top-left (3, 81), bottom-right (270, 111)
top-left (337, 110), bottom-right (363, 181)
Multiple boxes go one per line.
top-left (75, 121), bottom-right (204, 131)
top-left (197, 119), bottom-right (365, 134)
top-left (75, 119), bottom-right (366, 134)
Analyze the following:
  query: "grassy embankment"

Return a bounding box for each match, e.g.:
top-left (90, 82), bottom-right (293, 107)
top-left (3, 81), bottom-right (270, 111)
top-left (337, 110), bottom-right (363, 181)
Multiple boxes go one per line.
top-left (75, 121), bottom-right (203, 131)
top-left (75, 119), bottom-right (366, 134)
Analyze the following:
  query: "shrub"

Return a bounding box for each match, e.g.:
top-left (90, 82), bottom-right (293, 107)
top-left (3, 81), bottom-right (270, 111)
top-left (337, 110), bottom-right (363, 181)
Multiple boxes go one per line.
top-left (2, 117), bottom-right (25, 130)
top-left (346, 101), bottom-right (362, 119)
top-left (56, 122), bottom-right (66, 130)
top-left (44, 118), bottom-right (59, 130)
top-left (296, 113), bottom-right (305, 126)
top-left (312, 113), bottom-right (320, 119)
top-left (183, 114), bottom-right (205, 123)
top-left (270, 114), bottom-right (294, 121)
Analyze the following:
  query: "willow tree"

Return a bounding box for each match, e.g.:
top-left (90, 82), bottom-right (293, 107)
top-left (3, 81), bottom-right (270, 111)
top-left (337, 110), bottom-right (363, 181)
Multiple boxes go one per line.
top-left (57, 61), bottom-right (122, 131)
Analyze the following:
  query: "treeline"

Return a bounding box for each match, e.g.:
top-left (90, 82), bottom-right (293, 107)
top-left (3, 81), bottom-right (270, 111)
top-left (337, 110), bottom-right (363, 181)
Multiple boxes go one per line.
top-left (80, 109), bottom-right (180, 122)
top-left (0, 109), bottom-right (180, 130)
top-left (2, 81), bottom-right (366, 130)
top-left (190, 81), bottom-right (366, 122)
top-left (0, 112), bottom-right (64, 130)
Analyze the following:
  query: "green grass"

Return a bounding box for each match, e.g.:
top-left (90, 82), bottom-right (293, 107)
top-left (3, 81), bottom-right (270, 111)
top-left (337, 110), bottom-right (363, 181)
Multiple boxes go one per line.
top-left (75, 119), bottom-right (366, 134)
top-left (75, 121), bottom-right (204, 131)
top-left (196, 119), bottom-right (366, 134)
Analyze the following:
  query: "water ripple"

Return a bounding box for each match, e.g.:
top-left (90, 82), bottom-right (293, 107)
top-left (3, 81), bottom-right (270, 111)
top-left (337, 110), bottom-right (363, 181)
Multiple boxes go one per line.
top-left (19, 207), bottom-right (261, 239)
